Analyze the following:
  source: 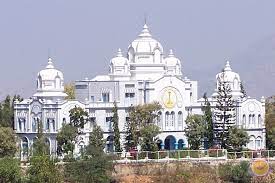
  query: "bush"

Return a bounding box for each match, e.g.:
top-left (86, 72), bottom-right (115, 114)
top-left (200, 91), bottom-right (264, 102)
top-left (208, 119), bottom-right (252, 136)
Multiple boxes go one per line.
top-left (0, 157), bottom-right (22, 183)
top-left (218, 161), bottom-right (252, 183)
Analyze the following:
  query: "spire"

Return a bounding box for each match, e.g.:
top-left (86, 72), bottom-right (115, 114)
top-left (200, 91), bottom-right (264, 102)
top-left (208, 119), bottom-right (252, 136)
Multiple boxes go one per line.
top-left (46, 57), bottom-right (54, 69)
top-left (224, 61), bottom-right (232, 71)
top-left (116, 48), bottom-right (123, 57)
top-left (138, 23), bottom-right (152, 38)
top-left (168, 49), bottom-right (174, 57)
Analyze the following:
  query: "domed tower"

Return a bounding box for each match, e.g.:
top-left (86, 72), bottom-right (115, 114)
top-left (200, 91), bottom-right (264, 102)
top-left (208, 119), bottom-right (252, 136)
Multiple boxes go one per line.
top-left (212, 61), bottom-right (243, 99)
top-left (109, 48), bottom-right (131, 80)
top-left (33, 57), bottom-right (67, 100)
top-left (164, 49), bottom-right (182, 77)
top-left (127, 24), bottom-right (166, 80)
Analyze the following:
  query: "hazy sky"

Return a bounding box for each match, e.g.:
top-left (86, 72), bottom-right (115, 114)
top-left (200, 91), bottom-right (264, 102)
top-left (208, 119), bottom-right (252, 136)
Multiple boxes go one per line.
top-left (0, 0), bottom-right (275, 100)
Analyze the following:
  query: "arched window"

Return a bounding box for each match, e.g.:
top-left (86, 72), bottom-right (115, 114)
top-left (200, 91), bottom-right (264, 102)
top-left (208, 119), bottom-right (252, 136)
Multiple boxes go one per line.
top-left (171, 111), bottom-right (175, 127)
top-left (78, 141), bottom-right (85, 154)
top-left (256, 136), bottom-right (262, 150)
top-left (258, 114), bottom-right (262, 128)
top-left (233, 78), bottom-right (238, 89)
top-left (55, 76), bottom-right (61, 89)
top-left (249, 136), bottom-right (255, 150)
top-left (32, 117), bottom-right (38, 132)
top-left (154, 49), bottom-right (161, 63)
top-left (249, 114), bottom-right (252, 126)
top-left (157, 111), bottom-right (162, 127)
top-left (252, 114), bottom-right (255, 126)
top-left (165, 112), bottom-right (169, 127)
top-left (37, 75), bottom-right (42, 89)
top-left (45, 138), bottom-right (51, 154)
top-left (242, 114), bottom-right (246, 127)
top-left (128, 47), bottom-right (135, 62)
top-left (178, 111), bottom-right (183, 128)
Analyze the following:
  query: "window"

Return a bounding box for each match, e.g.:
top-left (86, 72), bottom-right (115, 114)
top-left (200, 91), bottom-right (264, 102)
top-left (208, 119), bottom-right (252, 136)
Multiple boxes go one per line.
top-left (165, 112), bottom-right (169, 127)
top-left (157, 112), bottom-right (162, 127)
top-left (125, 93), bottom-right (135, 98)
top-left (106, 117), bottom-right (113, 131)
top-left (178, 112), bottom-right (183, 127)
top-left (46, 118), bottom-right (55, 132)
top-left (32, 117), bottom-right (38, 132)
top-left (252, 114), bottom-right (255, 126)
top-left (102, 93), bottom-right (110, 102)
top-left (249, 114), bottom-right (252, 125)
top-left (125, 84), bottom-right (135, 88)
top-left (171, 111), bottom-right (175, 126)
top-left (75, 85), bottom-right (88, 89)
top-left (22, 137), bottom-right (29, 158)
top-left (258, 115), bottom-right (261, 128)
top-left (91, 96), bottom-right (95, 102)
top-left (18, 118), bottom-right (26, 131)
top-left (242, 115), bottom-right (246, 127)
top-left (89, 117), bottom-right (96, 128)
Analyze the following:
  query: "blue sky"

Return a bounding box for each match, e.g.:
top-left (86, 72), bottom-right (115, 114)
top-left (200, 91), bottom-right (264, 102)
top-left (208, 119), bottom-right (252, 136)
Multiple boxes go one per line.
top-left (0, 0), bottom-right (275, 99)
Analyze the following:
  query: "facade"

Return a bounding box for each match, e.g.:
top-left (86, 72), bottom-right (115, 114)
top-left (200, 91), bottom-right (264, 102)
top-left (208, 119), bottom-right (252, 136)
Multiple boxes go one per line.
top-left (14, 24), bottom-right (265, 158)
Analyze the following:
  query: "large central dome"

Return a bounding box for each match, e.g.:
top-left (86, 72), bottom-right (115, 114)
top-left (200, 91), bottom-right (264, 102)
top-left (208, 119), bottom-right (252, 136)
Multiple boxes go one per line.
top-left (128, 24), bottom-right (163, 54)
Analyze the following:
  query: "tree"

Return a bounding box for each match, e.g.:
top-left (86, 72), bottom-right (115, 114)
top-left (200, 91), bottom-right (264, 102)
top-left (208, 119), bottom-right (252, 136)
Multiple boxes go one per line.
top-left (184, 114), bottom-right (206, 150)
top-left (56, 123), bottom-right (78, 155)
top-left (112, 101), bottom-right (122, 152)
top-left (124, 102), bottom-right (162, 151)
top-left (225, 126), bottom-right (249, 151)
top-left (32, 120), bottom-right (49, 156)
top-left (0, 95), bottom-right (23, 128)
top-left (27, 155), bottom-right (61, 183)
top-left (202, 93), bottom-right (214, 148)
top-left (69, 106), bottom-right (88, 128)
top-left (0, 127), bottom-right (17, 158)
top-left (140, 124), bottom-right (160, 151)
top-left (64, 83), bottom-right (75, 100)
top-left (57, 106), bottom-right (88, 156)
top-left (214, 70), bottom-right (237, 148)
top-left (65, 124), bottom-right (112, 183)
top-left (86, 124), bottom-right (105, 157)
top-left (265, 96), bottom-right (275, 149)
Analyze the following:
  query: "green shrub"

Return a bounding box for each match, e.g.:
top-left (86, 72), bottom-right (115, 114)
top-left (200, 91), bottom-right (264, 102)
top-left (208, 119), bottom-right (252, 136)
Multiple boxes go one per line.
top-left (0, 157), bottom-right (22, 183)
top-left (218, 161), bottom-right (252, 183)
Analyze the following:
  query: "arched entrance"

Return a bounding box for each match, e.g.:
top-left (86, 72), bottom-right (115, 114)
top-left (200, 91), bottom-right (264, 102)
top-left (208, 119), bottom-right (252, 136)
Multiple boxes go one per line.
top-left (22, 137), bottom-right (29, 159)
top-left (164, 135), bottom-right (176, 150)
top-left (178, 139), bottom-right (185, 150)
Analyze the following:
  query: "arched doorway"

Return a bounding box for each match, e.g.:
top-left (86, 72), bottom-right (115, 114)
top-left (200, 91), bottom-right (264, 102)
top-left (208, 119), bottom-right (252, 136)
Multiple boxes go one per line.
top-left (178, 139), bottom-right (185, 149)
top-left (22, 137), bottom-right (29, 159)
top-left (164, 135), bottom-right (176, 150)
top-left (106, 136), bottom-right (114, 152)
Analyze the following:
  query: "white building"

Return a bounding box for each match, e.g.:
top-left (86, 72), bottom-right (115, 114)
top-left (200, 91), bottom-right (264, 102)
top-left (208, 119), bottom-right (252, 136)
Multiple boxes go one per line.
top-left (14, 24), bottom-right (265, 158)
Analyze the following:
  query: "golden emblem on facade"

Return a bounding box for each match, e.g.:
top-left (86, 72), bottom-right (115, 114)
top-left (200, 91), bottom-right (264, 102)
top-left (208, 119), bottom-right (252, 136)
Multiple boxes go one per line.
top-left (162, 89), bottom-right (177, 109)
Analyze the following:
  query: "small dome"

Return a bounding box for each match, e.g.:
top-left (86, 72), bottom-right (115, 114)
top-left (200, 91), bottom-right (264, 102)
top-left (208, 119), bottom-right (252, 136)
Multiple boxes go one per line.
top-left (165, 49), bottom-right (181, 66)
top-left (38, 57), bottom-right (64, 81)
top-left (110, 48), bottom-right (129, 66)
top-left (128, 24), bottom-right (163, 54)
top-left (35, 57), bottom-right (66, 98)
top-left (216, 61), bottom-right (240, 82)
